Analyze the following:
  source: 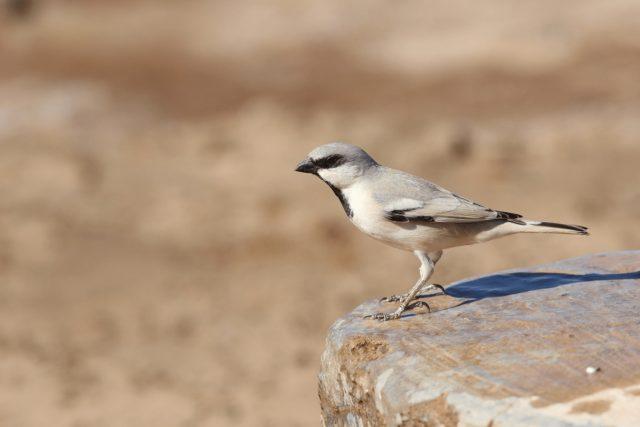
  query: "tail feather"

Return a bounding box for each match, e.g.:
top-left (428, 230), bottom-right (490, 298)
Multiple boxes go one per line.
top-left (522, 220), bottom-right (589, 235)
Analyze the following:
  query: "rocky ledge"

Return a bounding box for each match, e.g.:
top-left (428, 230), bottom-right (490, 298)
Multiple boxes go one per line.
top-left (319, 251), bottom-right (640, 427)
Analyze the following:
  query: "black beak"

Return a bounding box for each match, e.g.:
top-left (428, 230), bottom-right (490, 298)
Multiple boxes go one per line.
top-left (295, 158), bottom-right (317, 174)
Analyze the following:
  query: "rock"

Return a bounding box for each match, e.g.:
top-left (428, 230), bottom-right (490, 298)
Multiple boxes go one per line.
top-left (319, 251), bottom-right (640, 426)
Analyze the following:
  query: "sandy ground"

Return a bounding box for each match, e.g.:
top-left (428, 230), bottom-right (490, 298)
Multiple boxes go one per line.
top-left (0, 1), bottom-right (639, 425)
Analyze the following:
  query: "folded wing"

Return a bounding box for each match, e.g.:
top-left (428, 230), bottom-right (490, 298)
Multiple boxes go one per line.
top-left (373, 168), bottom-right (523, 224)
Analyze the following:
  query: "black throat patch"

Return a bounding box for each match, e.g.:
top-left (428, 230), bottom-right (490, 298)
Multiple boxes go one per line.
top-left (324, 181), bottom-right (353, 218)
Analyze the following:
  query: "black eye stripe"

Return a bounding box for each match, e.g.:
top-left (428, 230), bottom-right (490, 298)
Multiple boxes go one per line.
top-left (313, 154), bottom-right (345, 169)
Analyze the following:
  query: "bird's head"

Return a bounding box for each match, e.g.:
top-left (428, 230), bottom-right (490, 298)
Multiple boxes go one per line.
top-left (295, 142), bottom-right (378, 189)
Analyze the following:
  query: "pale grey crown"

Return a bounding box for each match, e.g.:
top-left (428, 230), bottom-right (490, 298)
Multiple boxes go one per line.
top-left (307, 142), bottom-right (378, 170)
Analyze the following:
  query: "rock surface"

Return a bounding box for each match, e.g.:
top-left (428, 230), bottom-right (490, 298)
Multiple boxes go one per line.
top-left (319, 251), bottom-right (640, 426)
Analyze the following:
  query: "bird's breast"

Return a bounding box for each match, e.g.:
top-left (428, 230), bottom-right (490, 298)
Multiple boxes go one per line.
top-left (342, 185), bottom-right (378, 227)
top-left (341, 184), bottom-right (461, 252)
top-left (342, 185), bottom-right (408, 246)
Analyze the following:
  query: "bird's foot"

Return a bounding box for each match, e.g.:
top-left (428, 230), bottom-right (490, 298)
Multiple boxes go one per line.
top-left (379, 284), bottom-right (446, 303)
top-left (379, 293), bottom-right (407, 303)
top-left (364, 301), bottom-right (430, 322)
top-left (363, 311), bottom-right (402, 321)
top-left (407, 301), bottom-right (431, 312)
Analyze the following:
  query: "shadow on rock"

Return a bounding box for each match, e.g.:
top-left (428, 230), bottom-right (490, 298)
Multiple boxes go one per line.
top-left (444, 270), bottom-right (640, 302)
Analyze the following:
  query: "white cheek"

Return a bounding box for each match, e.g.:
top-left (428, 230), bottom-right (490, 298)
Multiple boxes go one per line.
top-left (318, 165), bottom-right (361, 188)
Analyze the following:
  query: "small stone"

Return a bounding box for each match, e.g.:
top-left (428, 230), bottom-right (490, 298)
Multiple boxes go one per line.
top-left (586, 366), bottom-right (601, 375)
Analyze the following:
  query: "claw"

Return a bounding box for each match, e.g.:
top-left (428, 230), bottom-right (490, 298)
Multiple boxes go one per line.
top-left (432, 284), bottom-right (447, 295)
top-left (408, 301), bottom-right (431, 312)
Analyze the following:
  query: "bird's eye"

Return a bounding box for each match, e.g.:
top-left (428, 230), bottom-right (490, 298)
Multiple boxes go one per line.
top-left (313, 154), bottom-right (345, 169)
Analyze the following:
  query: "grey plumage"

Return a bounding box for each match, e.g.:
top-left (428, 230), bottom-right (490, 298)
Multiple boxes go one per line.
top-left (367, 166), bottom-right (521, 223)
top-left (295, 142), bottom-right (588, 320)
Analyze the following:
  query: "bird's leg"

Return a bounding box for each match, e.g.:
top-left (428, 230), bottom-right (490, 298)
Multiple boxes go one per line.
top-left (365, 251), bottom-right (435, 321)
top-left (423, 251), bottom-right (445, 295)
top-left (378, 250), bottom-right (445, 303)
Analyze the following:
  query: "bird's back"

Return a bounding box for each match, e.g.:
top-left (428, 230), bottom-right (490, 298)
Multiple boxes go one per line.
top-left (366, 166), bottom-right (450, 205)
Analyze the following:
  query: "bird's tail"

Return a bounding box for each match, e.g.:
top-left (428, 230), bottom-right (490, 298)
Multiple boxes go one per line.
top-left (518, 220), bottom-right (589, 235)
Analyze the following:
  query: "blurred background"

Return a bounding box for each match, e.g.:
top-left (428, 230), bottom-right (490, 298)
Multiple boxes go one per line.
top-left (1, 0), bottom-right (639, 425)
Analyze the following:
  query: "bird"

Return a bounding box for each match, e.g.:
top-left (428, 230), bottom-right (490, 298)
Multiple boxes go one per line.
top-left (295, 142), bottom-right (588, 321)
